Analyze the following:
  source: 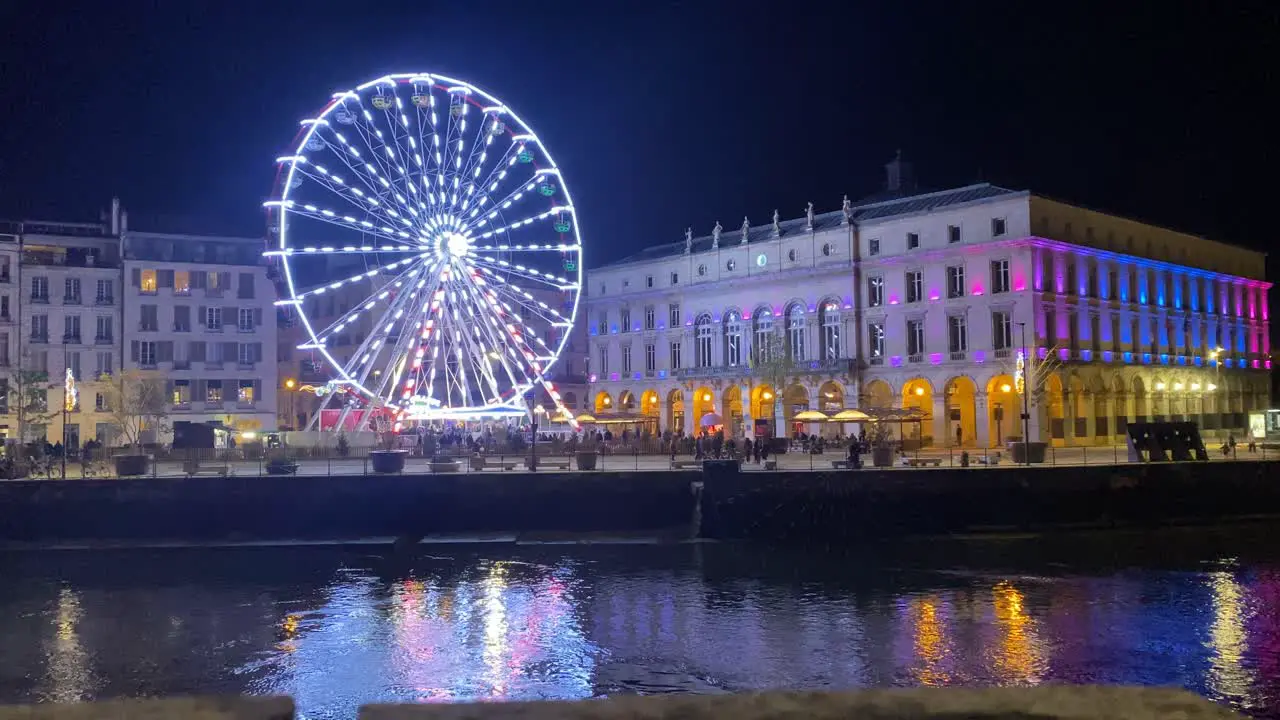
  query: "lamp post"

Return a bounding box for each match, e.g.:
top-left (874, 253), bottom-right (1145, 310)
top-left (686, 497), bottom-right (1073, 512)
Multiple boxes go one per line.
top-left (283, 378), bottom-right (297, 430)
top-left (525, 392), bottom-right (538, 472)
top-left (1208, 347), bottom-right (1223, 432)
top-left (1014, 321), bottom-right (1032, 466)
top-left (61, 336), bottom-right (75, 480)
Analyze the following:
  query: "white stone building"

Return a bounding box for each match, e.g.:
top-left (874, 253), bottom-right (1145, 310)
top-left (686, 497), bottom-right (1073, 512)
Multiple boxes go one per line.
top-left (584, 158), bottom-right (1271, 447)
top-left (123, 230), bottom-right (278, 439)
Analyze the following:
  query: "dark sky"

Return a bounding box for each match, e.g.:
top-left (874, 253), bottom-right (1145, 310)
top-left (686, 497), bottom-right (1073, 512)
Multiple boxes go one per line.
top-left (1, 1), bottom-right (1276, 269)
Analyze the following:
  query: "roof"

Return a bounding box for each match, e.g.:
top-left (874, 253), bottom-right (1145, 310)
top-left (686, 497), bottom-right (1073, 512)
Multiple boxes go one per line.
top-left (597, 183), bottom-right (1022, 269)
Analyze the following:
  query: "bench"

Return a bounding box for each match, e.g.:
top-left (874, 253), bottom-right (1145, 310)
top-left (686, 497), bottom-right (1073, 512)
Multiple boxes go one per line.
top-left (670, 459), bottom-right (703, 470)
top-left (763, 459), bottom-right (778, 471)
top-left (905, 458), bottom-right (943, 468)
top-left (264, 459), bottom-right (300, 475)
top-left (831, 459), bottom-right (858, 469)
top-left (528, 458), bottom-right (571, 470)
top-left (183, 460), bottom-right (229, 478)
top-left (975, 455), bottom-right (1001, 466)
top-left (470, 457), bottom-right (518, 471)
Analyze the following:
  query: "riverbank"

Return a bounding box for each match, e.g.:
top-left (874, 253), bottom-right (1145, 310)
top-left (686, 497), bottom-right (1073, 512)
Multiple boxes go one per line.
top-left (1, 461), bottom-right (1278, 545)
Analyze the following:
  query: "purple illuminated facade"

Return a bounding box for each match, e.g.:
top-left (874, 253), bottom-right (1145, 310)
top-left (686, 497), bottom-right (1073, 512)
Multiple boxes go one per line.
top-left (585, 158), bottom-right (1271, 445)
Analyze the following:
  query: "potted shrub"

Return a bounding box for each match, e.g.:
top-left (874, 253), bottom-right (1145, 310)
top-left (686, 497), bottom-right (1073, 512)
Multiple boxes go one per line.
top-left (368, 416), bottom-right (408, 474)
top-left (868, 423), bottom-right (896, 468)
top-left (575, 431), bottom-right (599, 471)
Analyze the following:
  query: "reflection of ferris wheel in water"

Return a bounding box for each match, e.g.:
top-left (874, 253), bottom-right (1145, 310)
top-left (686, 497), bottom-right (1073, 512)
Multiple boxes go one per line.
top-left (265, 73), bottom-right (582, 428)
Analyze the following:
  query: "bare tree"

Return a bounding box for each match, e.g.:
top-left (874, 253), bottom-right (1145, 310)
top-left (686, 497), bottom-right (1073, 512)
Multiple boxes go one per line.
top-left (2, 348), bottom-right (57, 446)
top-left (749, 329), bottom-right (797, 425)
top-left (98, 369), bottom-right (170, 447)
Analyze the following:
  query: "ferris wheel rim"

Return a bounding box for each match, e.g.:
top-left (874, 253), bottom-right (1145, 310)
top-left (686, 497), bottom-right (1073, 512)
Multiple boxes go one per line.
top-left (268, 71), bottom-right (584, 419)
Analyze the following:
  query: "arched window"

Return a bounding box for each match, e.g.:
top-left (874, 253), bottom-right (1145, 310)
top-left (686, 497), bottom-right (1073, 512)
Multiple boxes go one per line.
top-left (694, 314), bottom-right (714, 368)
top-left (819, 301), bottom-right (841, 360)
top-left (753, 307), bottom-right (774, 364)
top-left (787, 303), bottom-right (806, 362)
top-left (724, 311), bottom-right (743, 367)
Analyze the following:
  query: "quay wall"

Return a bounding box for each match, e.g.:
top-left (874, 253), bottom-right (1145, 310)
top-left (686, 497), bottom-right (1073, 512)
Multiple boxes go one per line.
top-left (2, 462), bottom-right (1279, 545)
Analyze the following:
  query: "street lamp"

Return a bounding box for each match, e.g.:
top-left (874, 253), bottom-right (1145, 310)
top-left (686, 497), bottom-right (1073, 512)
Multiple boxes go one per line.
top-left (283, 378), bottom-right (297, 430)
top-left (525, 392), bottom-right (539, 472)
top-left (1014, 322), bottom-right (1032, 466)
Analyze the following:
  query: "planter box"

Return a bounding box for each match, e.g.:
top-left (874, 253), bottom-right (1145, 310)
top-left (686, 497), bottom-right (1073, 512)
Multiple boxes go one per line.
top-left (575, 452), bottom-right (598, 471)
top-left (114, 454), bottom-right (150, 477)
top-left (871, 447), bottom-right (895, 468)
top-left (369, 450), bottom-right (407, 474)
top-left (429, 458), bottom-right (461, 473)
top-left (1007, 441), bottom-right (1048, 464)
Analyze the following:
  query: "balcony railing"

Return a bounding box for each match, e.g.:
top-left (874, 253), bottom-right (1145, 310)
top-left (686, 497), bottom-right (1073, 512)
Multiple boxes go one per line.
top-left (62, 333), bottom-right (82, 344)
top-left (30, 334), bottom-right (48, 344)
top-left (30, 294), bottom-right (49, 304)
top-left (203, 401), bottom-right (225, 411)
top-left (907, 353), bottom-right (924, 364)
top-left (993, 348), bottom-right (1012, 360)
top-left (94, 335), bottom-right (113, 345)
top-left (949, 351), bottom-right (967, 362)
top-left (63, 294), bottom-right (82, 305)
top-left (868, 356), bottom-right (885, 366)
top-left (95, 295), bottom-right (114, 306)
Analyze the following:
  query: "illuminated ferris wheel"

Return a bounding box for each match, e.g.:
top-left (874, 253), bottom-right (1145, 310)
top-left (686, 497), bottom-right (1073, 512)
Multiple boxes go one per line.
top-left (265, 73), bottom-right (583, 426)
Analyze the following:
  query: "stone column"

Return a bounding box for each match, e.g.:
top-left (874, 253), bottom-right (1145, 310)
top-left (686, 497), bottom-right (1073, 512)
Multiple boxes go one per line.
top-left (1062, 388), bottom-right (1076, 447)
top-left (1083, 391), bottom-right (1097, 444)
top-left (975, 392), bottom-right (990, 448)
top-left (931, 395), bottom-right (947, 448)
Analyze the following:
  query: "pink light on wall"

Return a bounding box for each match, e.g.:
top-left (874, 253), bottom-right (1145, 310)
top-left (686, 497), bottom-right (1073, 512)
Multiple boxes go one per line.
top-left (974, 350), bottom-right (986, 363)
top-left (1037, 347), bottom-right (1048, 360)
top-left (1054, 253), bottom-right (1065, 294)
top-left (971, 282), bottom-right (985, 296)
top-left (1262, 287), bottom-right (1269, 320)
top-left (928, 290), bottom-right (940, 301)
top-left (1013, 274), bottom-right (1027, 292)
top-left (1032, 249), bottom-right (1044, 291)
top-left (929, 353), bottom-right (943, 365)
top-left (889, 295), bottom-right (901, 305)
top-left (889, 355), bottom-right (903, 367)
top-left (1267, 360), bottom-right (1273, 370)
top-left (1248, 287), bottom-right (1258, 319)
top-left (1235, 284), bottom-right (1244, 318)
top-left (1058, 348), bottom-right (1070, 362)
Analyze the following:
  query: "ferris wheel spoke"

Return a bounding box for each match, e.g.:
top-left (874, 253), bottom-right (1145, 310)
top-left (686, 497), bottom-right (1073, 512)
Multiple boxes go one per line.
top-left (308, 260), bottom-right (431, 342)
top-left (451, 273), bottom-right (537, 395)
top-left (276, 203), bottom-right (421, 246)
top-left (296, 126), bottom-right (410, 224)
top-left (280, 254), bottom-right (429, 307)
top-left (455, 106), bottom-right (504, 197)
top-left (470, 133), bottom-right (538, 213)
top-left (469, 255), bottom-right (576, 290)
top-left (480, 274), bottom-right (575, 329)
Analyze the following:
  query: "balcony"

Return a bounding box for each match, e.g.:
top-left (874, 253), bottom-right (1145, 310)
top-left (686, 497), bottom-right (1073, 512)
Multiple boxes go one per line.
top-left (993, 348), bottom-right (1012, 360)
top-left (63, 294), bottom-right (82, 305)
top-left (30, 294), bottom-right (49, 304)
top-left (907, 353), bottom-right (924, 364)
top-left (676, 365), bottom-right (744, 380)
top-left (236, 400), bottom-right (257, 410)
top-left (237, 361), bottom-right (256, 370)
top-left (30, 334), bottom-right (49, 345)
top-left (205, 360), bottom-right (224, 370)
top-left (949, 351), bottom-right (967, 362)
top-left (203, 401), bottom-right (225, 411)
top-left (62, 333), bottom-right (82, 344)
top-left (0, 272), bottom-right (9, 283)
top-left (868, 356), bottom-right (885, 366)
top-left (237, 324), bottom-right (254, 334)
top-left (95, 295), bottom-right (115, 306)
top-left (138, 324), bottom-right (159, 333)
top-left (94, 335), bottom-right (113, 345)
top-left (174, 360), bottom-right (191, 370)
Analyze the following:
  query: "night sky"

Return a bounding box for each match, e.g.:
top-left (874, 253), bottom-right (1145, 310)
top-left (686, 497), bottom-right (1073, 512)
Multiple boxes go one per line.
top-left (0, 1), bottom-right (1276, 271)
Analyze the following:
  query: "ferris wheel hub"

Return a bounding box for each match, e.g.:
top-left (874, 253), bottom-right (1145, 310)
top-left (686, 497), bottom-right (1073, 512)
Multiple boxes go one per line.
top-left (443, 232), bottom-right (471, 258)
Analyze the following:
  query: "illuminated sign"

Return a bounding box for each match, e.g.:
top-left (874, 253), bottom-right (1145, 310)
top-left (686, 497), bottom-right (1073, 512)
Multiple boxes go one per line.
top-left (1014, 351), bottom-right (1025, 394)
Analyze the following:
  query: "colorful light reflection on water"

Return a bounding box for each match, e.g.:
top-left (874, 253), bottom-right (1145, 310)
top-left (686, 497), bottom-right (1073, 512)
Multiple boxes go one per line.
top-left (2, 532), bottom-right (1280, 717)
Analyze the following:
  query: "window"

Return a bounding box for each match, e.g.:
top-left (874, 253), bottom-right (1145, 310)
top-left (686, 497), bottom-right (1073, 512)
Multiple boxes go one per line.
top-left (173, 380), bottom-right (190, 405)
top-left (64, 278), bottom-right (81, 303)
top-left (753, 311), bottom-right (774, 363)
top-left (207, 271), bottom-right (224, 292)
top-left (868, 322), bottom-right (885, 359)
top-left (206, 380), bottom-right (223, 403)
top-left (31, 276), bottom-right (49, 301)
top-left (0, 333), bottom-right (8, 366)
top-left (948, 225), bottom-right (961, 243)
top-left (96, 279), bottom-right (113, 303)
top-left (906, 232), bottom-right (920, 250)
top-left (140, 269), bottom-right (158, 294)
top-left (948, 315), bottom-right (968, 354)
top-left (697, 264), bottom-right (707, 277)
top-left (644, 305), bottom-right (656, 330)
top-left (669, 341), bottom-right (681, 369)
top-left (174, 271), bottom-right (190, 295)
top-left (670, 272), bottom-right (679, 286)
top-left (787, 249), bottom-right (797, 262)
top-left (1045, 310), bottom-right (1057, 344)
top-left (140, 304), bottom-right (158, 332)
top-left (668, 303), bottom-right (680, 327)
top-left (724, 311), bottom-right (742, 366)
top-left (0, 296), bottom-right (7, 319)
top-left (621, 345), bottom-right (632, 374)
top-left (821, 243), bottom-right (832, 257)
top-left (906, 270), bottom-right (923, 303)
top-left (205, 306), bottom-right (222, 330)
top-left (868, 238), bottom-right (880, 256)
top-left (63, 315), bottom-right (81, 342)
top-left (31, 314), bottom-right (48, 340)
top-left (946, 265), bottom-right (966, 299)
top-left (240, 342), bottom-right (259, 366)
top-left (173, 306), bottom-right (191, 332)
top-left (596, 311), bottom-right (608, 335)
top-left (755, 253), bottom-right (767, 267)
top-left (234, 273), bottom-right (253, 299)
top-left (238, 308), bottom-right (254, 332)
top-left (1111, 315), bottom-right (1122, 351)
top-left (992, 217), bottom-right (1007, 236)
top-left (906, 319), bottom-right (925, 357)
top-left (992, 311), bottom-right (1012, 351)
top-left (695, 315), bottom-right (714, 367)
top-left (599, 283), bottom-right (606, 295)
top-left (646, 275), bottom-right (654, 288)
top-left (67, 351), bottom-right (81, 380)
top-left (819, 303), bottom-right (840, 359)
top-left (786, 304), bottom-right (806, 361)
top-left (597, 346), bottom-right (609, 374)
top-left (620, 308), bottom-right (631, 333)
top-left (96, 393), bottom-right (109, 412)
top-left (990, 259), bottom-right (1010, 294)
top-left (726, 259), bottom-right (736, 271)
top-left (868, 276), bottom-right (884, 307)
top-left (139, 341), bottom-right (158, 366)
top-left (95, 351), bottom-right (112, 376)
top-left (645, 343), bottom-right (656, 372)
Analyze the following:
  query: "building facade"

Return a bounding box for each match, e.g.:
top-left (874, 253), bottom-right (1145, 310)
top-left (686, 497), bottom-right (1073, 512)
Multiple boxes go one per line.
top-left (583, 161), bottom-right (1271, 447)
top-left (0, 204), bottom-right (278, 448)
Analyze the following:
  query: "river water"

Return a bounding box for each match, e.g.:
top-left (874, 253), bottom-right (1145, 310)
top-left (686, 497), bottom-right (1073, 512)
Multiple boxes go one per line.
top-left (2, 527), bottom-right (1279, 718)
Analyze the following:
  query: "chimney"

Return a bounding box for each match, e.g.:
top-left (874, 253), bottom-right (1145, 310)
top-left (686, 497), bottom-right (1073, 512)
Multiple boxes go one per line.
top-left (110, 197), bottom-right (121, 235)
top-left (120, 209), bottom-right (128, 235)
top-left (885, 150), bottom-right (915, 193)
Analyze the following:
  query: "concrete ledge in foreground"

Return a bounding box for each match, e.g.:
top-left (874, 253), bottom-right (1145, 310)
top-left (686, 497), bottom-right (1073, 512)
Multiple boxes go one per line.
top-left (0, 696), bottom-right (294, 720)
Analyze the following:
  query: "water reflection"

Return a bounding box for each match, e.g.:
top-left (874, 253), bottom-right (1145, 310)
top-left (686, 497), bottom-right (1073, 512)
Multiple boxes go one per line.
top-left (2, 530), bottom-right (1280, 717)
